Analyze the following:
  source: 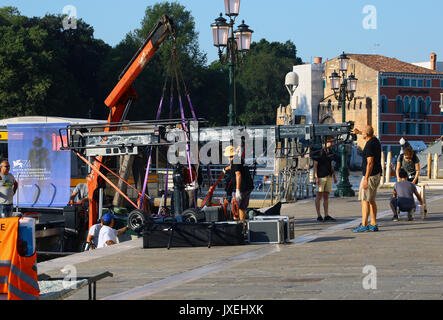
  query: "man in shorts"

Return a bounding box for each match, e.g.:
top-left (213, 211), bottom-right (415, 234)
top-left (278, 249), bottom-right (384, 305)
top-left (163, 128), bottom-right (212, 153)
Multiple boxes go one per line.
top-left (224, 146), bottom-right (254, 222)
top-left (313, 138), bottom-right (337, 222)
top-left (352, 126), bottom-right (382, 232)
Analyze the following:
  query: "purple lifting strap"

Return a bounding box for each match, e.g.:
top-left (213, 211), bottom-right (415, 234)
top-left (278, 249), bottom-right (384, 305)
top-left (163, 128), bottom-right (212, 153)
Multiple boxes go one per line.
top-left (164, 94), bottom-right (174, 207)
top-left (139, 96), bottom-right (165, 210)
top-left (186, 94), bottom-right (197, 121)
top-left (179, 95), bottom-right (194, 184)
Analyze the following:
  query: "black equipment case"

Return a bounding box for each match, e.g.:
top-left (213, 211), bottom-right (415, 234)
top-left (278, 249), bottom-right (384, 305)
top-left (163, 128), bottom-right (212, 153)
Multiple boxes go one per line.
top-left (63, 205), bottom-right (82, 230)
top-left (143, 221), bottom-right (245, 249)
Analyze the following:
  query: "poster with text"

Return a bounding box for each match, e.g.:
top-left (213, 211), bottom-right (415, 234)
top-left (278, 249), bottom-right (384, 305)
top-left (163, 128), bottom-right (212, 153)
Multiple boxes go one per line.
top-left (7, 123), bottom-right (70, 207)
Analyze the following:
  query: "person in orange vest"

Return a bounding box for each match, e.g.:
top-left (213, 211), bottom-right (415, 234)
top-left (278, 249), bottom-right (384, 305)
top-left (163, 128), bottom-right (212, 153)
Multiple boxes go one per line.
top-left (0, 217), bottom-right (40, 300)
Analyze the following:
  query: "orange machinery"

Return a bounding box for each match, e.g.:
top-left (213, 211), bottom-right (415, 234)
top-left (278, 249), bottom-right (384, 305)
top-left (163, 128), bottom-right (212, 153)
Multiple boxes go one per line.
top-left (86, 15), bottom-right (175, 229)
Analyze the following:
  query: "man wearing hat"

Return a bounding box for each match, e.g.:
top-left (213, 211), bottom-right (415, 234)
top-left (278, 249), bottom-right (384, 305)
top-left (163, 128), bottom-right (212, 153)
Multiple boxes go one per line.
top-left (224, 146), bottom-right (254, 222)
top-left (96, 213), bottom-right (130, 248)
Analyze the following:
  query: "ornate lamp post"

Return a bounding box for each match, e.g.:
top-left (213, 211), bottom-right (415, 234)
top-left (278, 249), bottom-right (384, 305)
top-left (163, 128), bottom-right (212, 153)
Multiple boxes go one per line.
top-left (211, 0), bottom-right (253, 126)
top-left (329, 52), bottom-right (358, 197)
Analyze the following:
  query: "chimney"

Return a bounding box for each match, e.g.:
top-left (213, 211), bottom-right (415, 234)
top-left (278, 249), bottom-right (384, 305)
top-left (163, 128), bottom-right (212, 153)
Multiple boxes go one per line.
top-left (430, 52), bottom-right (437, 70)
top-left (314, 57), bottom-right (323, 64)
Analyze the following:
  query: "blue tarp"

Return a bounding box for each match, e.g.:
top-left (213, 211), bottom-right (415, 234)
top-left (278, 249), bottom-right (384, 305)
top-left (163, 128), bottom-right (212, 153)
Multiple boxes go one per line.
top-left (7, 123), bottom-right (71, 207)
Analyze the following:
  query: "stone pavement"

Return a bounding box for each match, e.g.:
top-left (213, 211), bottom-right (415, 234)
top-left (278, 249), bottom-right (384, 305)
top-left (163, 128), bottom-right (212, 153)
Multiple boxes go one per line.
top-left (37, 187), bottom-right (443, 300)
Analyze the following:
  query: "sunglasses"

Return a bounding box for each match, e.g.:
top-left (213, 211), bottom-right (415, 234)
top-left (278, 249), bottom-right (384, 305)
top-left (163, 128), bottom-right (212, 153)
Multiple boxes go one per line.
top-left (1, 166), bottom-right (10, 168)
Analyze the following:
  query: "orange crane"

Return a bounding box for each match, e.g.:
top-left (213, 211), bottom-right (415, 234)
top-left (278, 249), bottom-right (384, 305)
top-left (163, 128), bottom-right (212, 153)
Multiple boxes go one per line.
top-left (86, 15), bottom-right (175, 229)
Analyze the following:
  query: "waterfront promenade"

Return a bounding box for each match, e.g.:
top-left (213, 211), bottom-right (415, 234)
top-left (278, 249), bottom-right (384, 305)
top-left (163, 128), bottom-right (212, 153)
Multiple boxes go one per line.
top-left (37, 186), bottom-right (443, 300)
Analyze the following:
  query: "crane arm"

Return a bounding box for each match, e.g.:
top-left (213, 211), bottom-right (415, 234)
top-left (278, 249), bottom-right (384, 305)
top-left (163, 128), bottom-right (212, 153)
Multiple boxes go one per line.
top-left (105, 15), bottom-right (175, 110)
top-left (86, 15), bottom-right (175, 229)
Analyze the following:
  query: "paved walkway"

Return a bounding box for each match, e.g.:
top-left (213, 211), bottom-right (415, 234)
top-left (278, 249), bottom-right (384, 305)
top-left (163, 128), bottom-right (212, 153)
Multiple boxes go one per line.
top-left (37, 188), bottom-right (443, 300)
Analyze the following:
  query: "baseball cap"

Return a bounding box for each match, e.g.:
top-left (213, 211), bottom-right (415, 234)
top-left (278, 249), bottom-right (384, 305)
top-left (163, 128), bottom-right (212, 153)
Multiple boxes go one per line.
top-left (102, 213), bottom-right (114, 224)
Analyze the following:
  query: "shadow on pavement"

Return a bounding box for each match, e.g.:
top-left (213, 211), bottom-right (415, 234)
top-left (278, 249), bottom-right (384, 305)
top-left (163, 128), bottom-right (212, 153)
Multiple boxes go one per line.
top-left (311, 236), bottom-right (355, 243)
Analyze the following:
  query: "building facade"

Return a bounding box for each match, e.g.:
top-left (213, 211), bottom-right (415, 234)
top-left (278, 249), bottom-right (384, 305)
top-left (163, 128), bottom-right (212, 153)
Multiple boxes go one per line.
top-left (320, 54), bottom-right (443, 155)
top-left (289, 59), bottom-right (324, 124)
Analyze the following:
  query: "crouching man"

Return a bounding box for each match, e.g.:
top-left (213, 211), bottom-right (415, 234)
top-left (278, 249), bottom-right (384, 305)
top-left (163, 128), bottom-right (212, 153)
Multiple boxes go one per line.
top-left (97, 213), bottom-right (130, 248)
top-left (390, 169), bottom-right (424, 222)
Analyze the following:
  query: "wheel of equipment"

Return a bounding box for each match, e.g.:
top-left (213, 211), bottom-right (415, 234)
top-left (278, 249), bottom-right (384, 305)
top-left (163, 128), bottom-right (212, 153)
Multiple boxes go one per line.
top-left (182, 208), bottom-right (198, 223)
top-left (246, 208), bottom-right (257, 220)
top-left (231, 199), bottom-right (239, 220)
top-left (127, 209), bottom-right (149, 232)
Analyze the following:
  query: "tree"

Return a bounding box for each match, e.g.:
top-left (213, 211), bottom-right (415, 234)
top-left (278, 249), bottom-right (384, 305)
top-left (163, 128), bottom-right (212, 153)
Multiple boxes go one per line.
top-left (236, 39), bottom-right (303, 125)
top-left (102, 1), bottom-right (208, 122)
top-left (0, 7), bottom-right (52, 117)
top-left (0, 7), bottom-right (111, 119)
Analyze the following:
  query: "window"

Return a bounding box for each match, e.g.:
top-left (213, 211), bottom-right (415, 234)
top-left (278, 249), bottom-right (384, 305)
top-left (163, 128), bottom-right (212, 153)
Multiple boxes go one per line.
top-left (382, 78), bottom-right (389, 86)
top-left (403, 79), bottom-right (410, 87)
top-left (403, 96), bottom-right (410, 113)
top-left (425, 79), bottom-right (432, 88)
top-left (397, 123), bottom-right (405, 135)
top-left (411, 79), bottom-right (417, 87)
top-left (380, 96), bottom-right (388, 113)
top-left (441, 124), bottom-right (443, 135)
top-left (426, 97), bottom-right (432, 115)
top-left (417, 97), bottom-right (425, 114)
top-left (410, 97), bottom-right (417, 112)
top-left (406, 123), bottom-right (416, 135)
top-left (418, 79), bottom-right (424, 87)
top-left (441, 80), bottom-right (443, 88)
top-left (396, 96), bottom-right (403, 113)
top-left (381, 122), bottom-right (389, 134)
top-left (417, 123), bottom-right (425, 135)
top-left (426, 124), bottom-right (431, 136)
top-left (396, 78), bottom-right (402, 86)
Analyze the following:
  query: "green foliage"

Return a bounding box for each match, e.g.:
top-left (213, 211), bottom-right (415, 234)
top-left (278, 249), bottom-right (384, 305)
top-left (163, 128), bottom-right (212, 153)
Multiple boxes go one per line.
top-left (236, 39), bottom-right (303, 125)
top-left (0, 3), bottom-right (304, 128)
top-left (0, 7), bottom-right (110, 119)
top-left (102, 1), bottom-right (209, 122)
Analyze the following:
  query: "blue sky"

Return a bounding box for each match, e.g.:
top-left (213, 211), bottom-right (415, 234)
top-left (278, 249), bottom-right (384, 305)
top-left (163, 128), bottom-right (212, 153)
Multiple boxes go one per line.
top-left (3, 0), bottom-right (443, 65)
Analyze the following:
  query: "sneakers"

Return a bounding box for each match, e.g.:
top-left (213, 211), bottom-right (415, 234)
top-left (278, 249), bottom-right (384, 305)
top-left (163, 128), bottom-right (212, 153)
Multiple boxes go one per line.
top-left (324, 215), bottom-right (336, 222)
top-left (317, 216), bottom-right (336, 222)
top-left (392, 215), bottom-right (399, 222)
top-left (408, 211), bottom-right (414, 221)
top-left (352, 224), bottom-right (379, 232)
top-left (352, 224), bottom-right (369, 233)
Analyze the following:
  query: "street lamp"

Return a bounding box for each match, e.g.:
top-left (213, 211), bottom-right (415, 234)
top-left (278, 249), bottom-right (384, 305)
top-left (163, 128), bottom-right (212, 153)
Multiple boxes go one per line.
top-left (211, 0), bottom-right (253, 126)
top-left (329, 52), bottom-right (358, 197)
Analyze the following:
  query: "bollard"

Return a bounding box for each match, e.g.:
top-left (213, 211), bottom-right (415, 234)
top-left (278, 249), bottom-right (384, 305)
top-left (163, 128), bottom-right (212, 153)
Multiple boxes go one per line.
top-left (386, 151), bottom-right (392, 183)
top-left (270, 175), bottom-right (274, 205)
top-left (380, 152), bottom-right (385, 186)
top-left (427, 153), bottom-right (432, 179)
top-left (432, 153), bottom-right (438, 179)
